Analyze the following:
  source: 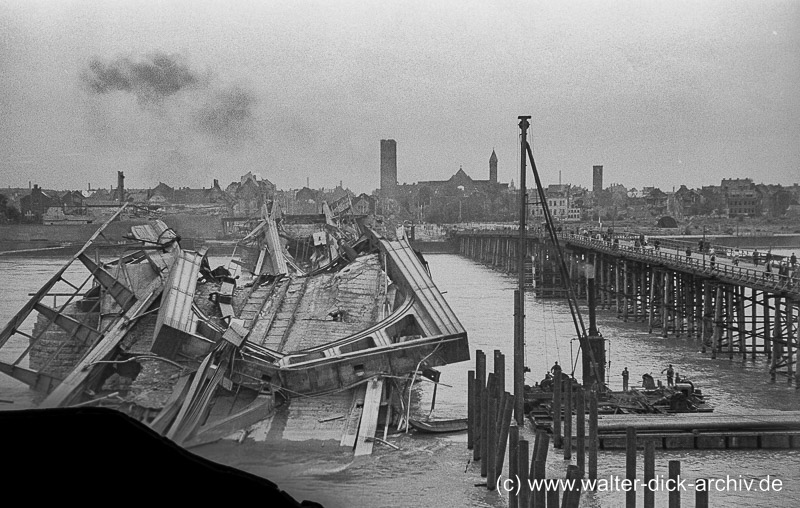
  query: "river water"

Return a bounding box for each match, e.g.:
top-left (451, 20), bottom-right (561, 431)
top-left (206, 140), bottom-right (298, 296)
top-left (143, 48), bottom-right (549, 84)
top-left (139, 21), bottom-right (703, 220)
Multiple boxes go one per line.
top-left (1, 253), bottom-right (798, 507)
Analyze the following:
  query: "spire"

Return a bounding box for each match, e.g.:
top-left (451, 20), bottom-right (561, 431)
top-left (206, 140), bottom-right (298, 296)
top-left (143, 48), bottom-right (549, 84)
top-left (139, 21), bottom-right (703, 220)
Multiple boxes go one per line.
top-left (489, 149), bottom-right (498, 183)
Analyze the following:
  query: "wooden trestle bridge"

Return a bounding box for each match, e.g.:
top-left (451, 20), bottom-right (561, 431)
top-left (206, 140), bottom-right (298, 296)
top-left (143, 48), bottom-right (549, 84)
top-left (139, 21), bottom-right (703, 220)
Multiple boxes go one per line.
top-left (455, 229), bottom-right (800, 385)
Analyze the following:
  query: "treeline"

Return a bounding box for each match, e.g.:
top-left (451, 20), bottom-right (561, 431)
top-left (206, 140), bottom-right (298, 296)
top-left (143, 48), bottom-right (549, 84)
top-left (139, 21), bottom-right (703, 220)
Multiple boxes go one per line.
top-left (0, 194), bottom-right (22, 223)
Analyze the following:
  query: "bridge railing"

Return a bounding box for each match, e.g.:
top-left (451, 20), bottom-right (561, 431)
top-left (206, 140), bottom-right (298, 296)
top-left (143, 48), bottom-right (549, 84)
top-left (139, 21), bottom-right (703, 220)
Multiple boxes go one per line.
top-left (558, 232), bottom-right (799, 296)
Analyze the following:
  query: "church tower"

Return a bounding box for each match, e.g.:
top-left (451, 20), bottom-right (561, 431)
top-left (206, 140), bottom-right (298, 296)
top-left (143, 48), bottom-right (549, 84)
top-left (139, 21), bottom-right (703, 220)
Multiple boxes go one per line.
top-left (489, 149), bottom-right (498, 183)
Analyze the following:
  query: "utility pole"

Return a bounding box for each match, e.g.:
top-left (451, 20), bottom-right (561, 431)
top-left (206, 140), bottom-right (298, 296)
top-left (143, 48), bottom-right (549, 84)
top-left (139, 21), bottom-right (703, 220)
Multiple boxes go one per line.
top-left (515, 116), bottom-right (531, 424)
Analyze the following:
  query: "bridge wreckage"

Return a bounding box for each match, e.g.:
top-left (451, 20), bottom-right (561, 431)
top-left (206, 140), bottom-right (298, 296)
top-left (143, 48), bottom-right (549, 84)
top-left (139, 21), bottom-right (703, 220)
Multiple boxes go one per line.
top-left (0, 204), bottom-right (469, 454)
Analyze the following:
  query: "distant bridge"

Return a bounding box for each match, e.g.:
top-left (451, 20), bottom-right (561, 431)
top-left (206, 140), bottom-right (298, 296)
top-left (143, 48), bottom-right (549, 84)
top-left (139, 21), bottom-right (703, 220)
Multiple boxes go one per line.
top-left (454, 229), bottom-right (799, 386)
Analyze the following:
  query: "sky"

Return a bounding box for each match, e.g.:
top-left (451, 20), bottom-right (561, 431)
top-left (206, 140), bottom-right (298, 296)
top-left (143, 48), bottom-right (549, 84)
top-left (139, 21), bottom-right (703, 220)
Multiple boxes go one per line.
top-left (1, 0), bottom-right (798, 194)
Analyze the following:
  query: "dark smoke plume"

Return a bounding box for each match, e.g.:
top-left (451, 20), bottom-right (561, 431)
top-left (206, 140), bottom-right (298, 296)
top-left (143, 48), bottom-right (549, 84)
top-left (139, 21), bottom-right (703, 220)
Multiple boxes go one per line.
top-left (193, 86), bottom-right (257, 145)
top-left (82, 52), bottom-right (202, 103)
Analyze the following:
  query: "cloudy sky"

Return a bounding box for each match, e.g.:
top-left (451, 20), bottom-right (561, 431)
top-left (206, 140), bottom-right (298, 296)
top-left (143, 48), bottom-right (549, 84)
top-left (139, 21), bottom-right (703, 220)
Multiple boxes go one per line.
top-left (1, 0), bottom-right (798, 193)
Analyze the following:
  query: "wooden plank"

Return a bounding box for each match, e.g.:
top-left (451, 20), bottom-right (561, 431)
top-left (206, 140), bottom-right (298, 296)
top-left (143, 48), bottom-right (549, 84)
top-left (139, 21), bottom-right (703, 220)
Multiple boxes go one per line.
top-left (264, 213), bottom-right (288, 275)
top-left (149, 374), bottom-right (192, 434)
top-left (340, 384), bottom-right (367, 447)
top-left (187, 394), bottom-right (276, 447)
top-left (354, 377), bottom-right (384, 456)
top-left (254, 246), bottom-right (267, 277)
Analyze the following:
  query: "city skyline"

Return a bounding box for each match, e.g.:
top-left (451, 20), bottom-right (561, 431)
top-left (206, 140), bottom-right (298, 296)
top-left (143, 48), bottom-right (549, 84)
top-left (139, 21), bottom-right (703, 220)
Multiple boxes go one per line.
top-left (1, 1), bottom-right (798, 193)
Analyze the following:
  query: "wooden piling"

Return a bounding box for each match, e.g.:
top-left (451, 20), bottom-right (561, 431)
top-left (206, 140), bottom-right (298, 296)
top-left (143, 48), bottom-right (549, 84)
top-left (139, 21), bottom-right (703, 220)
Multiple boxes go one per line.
top-left (668, 460), bottom-right (680, 508)
top-left (564, 378), bottom-right (572, 460)
top-left (588, 388), bottom-right (598, 481)
top-left (643, 440), bottom-right (655, 508)
top-left (647, 268), bottom-right (656, 333)
top-left (726, 288), bottom-right (734, 359)
top-left (509, 422), bottom-right (519, 508)
top-left (496, 392), bottom-right (514, 476)
top-left (487, 377), bottom-right (497, 484)
top-left (702, 282), bottom-right (711, 353)
top-left (481, 372), bottom-right (494, 477)
top-left (615, 260), bottom-right (621, 316)
top-left (661, 272), bottom-right (669, 337)
top-left (687, 275), bottom-right (694, 338)
top-left (771, 297), bottom-right (780, 382)
top-left (467, 370), bottom-right (475, 450)
top-left (518, 439), bottom-right (530, 508)
top-left (547, 484), bottom-right (559, 508)
top-left (474, 350), bottom-right (486, 461)
top-left (495, 349), bottom-right (505, 396)
top-left (576, 386), bottom-right (585, 475)
top-left (553, 369), bottom-right (563, 448)
top-left (694, 278), bottom-right (703, 339)
top-left (626, 426), bottom-right (636, 508)
top-left (532, 431), bottom-right (549, 508)
top-left (663, 273), bottom-right (672, 337)
top-left (562, 464), bottom-right (583, 508)
top-left (795, 311), bottom-right (799, 387)
top-left (695, 478), bottom-right (709, 508)
top-left (737, 286), bottom-right (747, 361)
top-left (712, 285), bottom-right (722, 359)
top-left (764, 293), bottom-right (771, 359)
top-left (623, 262), bottom-right (629, 322)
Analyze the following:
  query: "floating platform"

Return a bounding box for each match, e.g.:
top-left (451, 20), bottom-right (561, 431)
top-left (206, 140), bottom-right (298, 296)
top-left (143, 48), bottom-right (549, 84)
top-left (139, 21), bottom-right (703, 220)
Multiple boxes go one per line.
top-left (596, 411), bottom-right (800, 450)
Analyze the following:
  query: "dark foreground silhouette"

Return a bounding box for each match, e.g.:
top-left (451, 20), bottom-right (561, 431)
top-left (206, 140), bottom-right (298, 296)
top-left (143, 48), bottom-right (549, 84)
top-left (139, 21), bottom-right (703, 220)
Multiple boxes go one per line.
top-left (0, 407), bottom-right (322, 507)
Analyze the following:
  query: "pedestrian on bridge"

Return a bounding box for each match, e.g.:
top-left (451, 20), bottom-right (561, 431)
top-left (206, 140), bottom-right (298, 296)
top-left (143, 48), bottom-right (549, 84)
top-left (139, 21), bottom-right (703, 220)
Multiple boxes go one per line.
top-left (791, 252), bottom-right (797, 268)
top-left (710, 254), bottom-right (716, 269)
top-left (686, 247), bottom-right (692, 259)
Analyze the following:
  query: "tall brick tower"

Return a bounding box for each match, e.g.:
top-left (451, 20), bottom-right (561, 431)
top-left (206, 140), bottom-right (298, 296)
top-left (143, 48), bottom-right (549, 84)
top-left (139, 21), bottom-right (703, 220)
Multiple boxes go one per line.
top-left (380, 139), bottom-right (397, 195)
top-left (592, 165), bottom-right (603, 194)
top-left (116, 171), bottom-right (125, 202)
top-left (489, 149), bottom-right (498, 183)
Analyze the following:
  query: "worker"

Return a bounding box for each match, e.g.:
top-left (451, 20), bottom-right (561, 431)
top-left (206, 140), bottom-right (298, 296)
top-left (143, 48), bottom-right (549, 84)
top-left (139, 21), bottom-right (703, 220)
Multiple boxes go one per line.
top-left (753, 249), bottom-right (760, 266)
top-left (550, 361), bottom-right (562, 376)
top-left (686, 247), bottom-right (692, 259)
top-left (791, 252), bottom-right (797, 268)
top-left (622, 367), bottom-right (629, 391)
top-left (661, 364), bottom-right (675, 387)
top-left (710, 254), bottom-right (716, 269)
